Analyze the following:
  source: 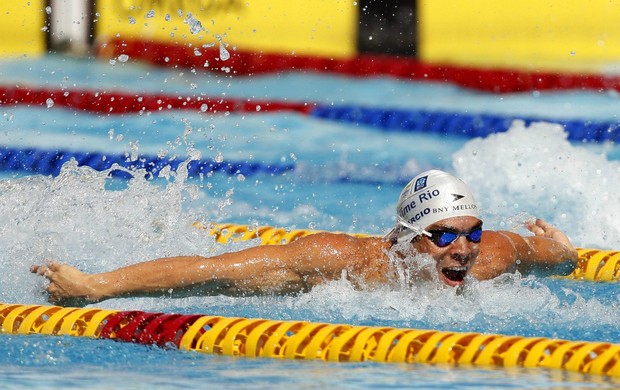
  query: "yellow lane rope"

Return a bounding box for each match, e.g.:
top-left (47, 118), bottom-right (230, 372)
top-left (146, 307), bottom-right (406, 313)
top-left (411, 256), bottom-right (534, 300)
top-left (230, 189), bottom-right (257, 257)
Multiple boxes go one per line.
top-left (0, 303), bottom-right (618, 377)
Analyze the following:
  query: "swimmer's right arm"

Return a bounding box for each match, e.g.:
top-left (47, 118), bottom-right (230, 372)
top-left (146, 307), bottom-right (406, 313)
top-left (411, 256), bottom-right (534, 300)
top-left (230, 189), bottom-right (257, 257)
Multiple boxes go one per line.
top-left (31, 247), bottom-right (302, 303)
top-left (30, 233), bottom-right (362, 304)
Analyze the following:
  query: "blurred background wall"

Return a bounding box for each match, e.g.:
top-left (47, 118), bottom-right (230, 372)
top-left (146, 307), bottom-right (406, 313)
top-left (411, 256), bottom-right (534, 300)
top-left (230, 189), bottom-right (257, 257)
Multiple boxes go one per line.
top-left (2, 1), bottom-right (620, 72)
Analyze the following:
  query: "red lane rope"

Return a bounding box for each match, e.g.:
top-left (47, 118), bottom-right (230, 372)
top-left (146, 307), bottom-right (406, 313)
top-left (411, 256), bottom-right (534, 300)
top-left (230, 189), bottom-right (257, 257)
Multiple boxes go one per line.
top-left (0, 85), bottom-right (313, 115)
top-left (97, 38), bottom-right (620, 93)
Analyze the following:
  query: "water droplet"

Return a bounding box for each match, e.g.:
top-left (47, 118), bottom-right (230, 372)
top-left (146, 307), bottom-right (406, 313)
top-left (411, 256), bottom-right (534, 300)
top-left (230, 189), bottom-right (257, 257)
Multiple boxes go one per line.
top-left (118, 54), bottom-right (129, 62)
top-left (216, 35), bottom-right (230, 61)
top-left (45, 6), bottom-right (52, 14)
top-left (46, 98), bottom-right (54, 108)
top-left (200, 104), bottom-right (208, 112)
top-left (185, 13), bottom-right (204, 35)
top-left (128, 16), bottom-right (136, 25)
top-left (255, 105), bottom-right (261, 112)
top-left (145, 10), bottom-right (155, 18)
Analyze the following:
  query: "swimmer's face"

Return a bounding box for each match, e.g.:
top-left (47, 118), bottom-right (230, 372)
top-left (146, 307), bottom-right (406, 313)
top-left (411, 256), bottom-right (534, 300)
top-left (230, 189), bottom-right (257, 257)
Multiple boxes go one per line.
top-left (411, 216), bottom-right (482, 287)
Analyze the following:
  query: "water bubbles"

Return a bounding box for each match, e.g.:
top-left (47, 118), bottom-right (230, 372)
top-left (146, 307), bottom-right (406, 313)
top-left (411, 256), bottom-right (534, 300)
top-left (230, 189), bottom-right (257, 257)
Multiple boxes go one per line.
top-left (237, 174), bottom-right (245, 182)
top-left (145, 10), bottom-right (155, 18)
top-left (185, 13), bottom-right (204, 35)
top-left (255, 105), bottom-right (261, 112)
top-left (128, 16), bottom-right (136, 25)
top-left (45, 98), bottom-right (54, 108)
top-left (214, 152), bottom-right (224, 163)
top-left (118, 54), bottom-right (129, 63)
top-left (200, 104), bottom-right (209, 112)
top-left (165, 14), bottom-right (171, 21)
top-left (220, 47), bottom-right (230, 61)
top-left (216, 35), bottom-right (230, 61)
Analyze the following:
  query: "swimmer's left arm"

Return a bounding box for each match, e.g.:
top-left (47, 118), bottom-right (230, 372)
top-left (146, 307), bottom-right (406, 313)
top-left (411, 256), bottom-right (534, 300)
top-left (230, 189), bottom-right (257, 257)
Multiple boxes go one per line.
top-left (500, 219), bottom-right (579, 275)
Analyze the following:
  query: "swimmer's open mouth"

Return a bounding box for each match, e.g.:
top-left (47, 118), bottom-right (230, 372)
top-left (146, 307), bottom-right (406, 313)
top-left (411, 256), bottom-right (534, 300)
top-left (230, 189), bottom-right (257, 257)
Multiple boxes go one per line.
top-left (441, 267), bottom-right (467, 283)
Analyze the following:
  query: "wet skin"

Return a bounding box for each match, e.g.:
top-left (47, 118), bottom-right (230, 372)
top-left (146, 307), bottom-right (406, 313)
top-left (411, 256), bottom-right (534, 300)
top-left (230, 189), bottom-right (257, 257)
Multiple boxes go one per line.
top-left (30, 218), bottom-right (578, 305)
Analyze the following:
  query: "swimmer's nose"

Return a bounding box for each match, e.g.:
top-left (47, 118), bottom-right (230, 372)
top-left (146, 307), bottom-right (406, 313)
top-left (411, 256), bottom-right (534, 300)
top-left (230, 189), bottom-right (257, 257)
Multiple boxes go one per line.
top-left (452, 253), bottom-right (470, 266)
top-left (452, 235), bottom-right (471, 252)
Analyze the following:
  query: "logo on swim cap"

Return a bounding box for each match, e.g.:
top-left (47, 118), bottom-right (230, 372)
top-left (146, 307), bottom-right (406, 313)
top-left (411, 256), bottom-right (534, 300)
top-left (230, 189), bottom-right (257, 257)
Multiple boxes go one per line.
top-left (414, 176), bottom-right (428, 192)
top-left (451, 193), bottom-right (464, 201)
top-left (387, 170), bottom-right (480, 243)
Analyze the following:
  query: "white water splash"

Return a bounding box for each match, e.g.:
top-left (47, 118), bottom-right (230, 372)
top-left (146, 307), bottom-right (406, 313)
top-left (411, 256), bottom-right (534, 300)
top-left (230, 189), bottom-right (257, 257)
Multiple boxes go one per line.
top-left (453, 120), bottom-right (620, 249)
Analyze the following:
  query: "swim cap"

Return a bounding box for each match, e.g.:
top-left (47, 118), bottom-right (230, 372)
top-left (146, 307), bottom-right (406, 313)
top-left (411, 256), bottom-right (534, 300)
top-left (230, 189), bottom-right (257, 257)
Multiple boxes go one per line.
top-left (386, 170), bottom-right (479, 243)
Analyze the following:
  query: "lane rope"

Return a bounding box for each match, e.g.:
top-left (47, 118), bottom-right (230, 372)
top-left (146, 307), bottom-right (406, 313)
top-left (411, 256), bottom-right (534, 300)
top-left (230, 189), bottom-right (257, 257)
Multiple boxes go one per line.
top-left (0, 146), bottom-right (294, 178)
top-left (0, 303), bottom-right (618, 377)
top-left (99, 37), bottom-right (620, 94)
top-left (0, 85), bottom-right (313, 115)
top-left (1, 84), bottom-right (616, 142)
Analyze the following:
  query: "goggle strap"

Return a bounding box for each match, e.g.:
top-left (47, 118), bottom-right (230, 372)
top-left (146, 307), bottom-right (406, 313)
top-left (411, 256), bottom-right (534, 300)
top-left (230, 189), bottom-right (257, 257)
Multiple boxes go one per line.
top-left (396, 216), bottom-right (432, 237)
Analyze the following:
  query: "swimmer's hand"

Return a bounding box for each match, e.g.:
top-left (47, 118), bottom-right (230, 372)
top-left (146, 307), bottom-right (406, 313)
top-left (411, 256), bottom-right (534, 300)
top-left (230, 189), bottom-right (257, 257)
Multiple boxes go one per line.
top-left (524, 218), bottom-right (579, 270)
top-left (526, 219), bottom-right (576, 252)
top-left (30, 261), bottom-right (102, 306)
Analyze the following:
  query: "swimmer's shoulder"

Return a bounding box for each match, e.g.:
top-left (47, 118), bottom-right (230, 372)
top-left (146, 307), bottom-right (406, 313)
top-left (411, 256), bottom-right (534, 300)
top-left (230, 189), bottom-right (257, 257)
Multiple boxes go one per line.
top-left (288, 231), bottom-right (387, 263)
top-left (291, 231), bottom-right (383, 247)
top-left (472, 230), bottom-right (520, 279)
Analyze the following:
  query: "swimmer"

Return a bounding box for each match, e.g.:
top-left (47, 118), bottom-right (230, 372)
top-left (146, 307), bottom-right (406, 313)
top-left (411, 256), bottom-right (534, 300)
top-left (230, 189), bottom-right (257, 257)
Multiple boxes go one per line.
top-left (31, 169), bottom-right (578, 305)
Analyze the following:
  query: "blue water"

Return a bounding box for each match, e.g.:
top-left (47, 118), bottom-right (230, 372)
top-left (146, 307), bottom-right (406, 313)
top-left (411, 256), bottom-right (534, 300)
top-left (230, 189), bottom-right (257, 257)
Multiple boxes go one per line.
top-left (1, 55), bottom-right (620, 388)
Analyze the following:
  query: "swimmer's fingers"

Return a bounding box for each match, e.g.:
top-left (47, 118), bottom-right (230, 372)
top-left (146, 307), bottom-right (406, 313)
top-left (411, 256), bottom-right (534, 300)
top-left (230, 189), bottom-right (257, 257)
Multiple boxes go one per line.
top-left (44, 275), bottom-right (73, 305)
top-left (526, 219), bottom-right (555, 236)
top-left (45, 282), bottom-right (61, 303)
top-left (30, 261), bottom-right (62, 279)
top-left (31, 261), bottom-right (72, 304)
top-left (526, 219), bottom-right (575, 250)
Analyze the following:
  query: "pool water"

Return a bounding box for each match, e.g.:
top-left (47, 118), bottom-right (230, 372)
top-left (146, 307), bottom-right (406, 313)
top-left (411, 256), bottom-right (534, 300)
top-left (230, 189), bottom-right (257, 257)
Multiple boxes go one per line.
top-left (0, 55), bottom-right (620, 388)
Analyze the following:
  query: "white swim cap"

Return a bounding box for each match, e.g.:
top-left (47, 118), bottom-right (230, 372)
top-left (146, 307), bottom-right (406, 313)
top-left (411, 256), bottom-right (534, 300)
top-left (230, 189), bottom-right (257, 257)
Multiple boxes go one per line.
top-left (386, 170), bottom-right (479, 243)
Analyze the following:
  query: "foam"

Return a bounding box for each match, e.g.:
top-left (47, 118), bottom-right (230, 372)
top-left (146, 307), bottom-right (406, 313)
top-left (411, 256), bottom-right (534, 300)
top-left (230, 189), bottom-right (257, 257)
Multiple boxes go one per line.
top-left (453, 120), bottom-right (620, 249)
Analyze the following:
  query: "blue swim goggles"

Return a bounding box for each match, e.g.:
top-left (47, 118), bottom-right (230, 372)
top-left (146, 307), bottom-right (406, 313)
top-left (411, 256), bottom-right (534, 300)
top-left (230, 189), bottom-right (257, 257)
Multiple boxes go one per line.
top-left (396, 216), bottom-right (482, 247)
top-left (425, 226), bottom-right (483, 248)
